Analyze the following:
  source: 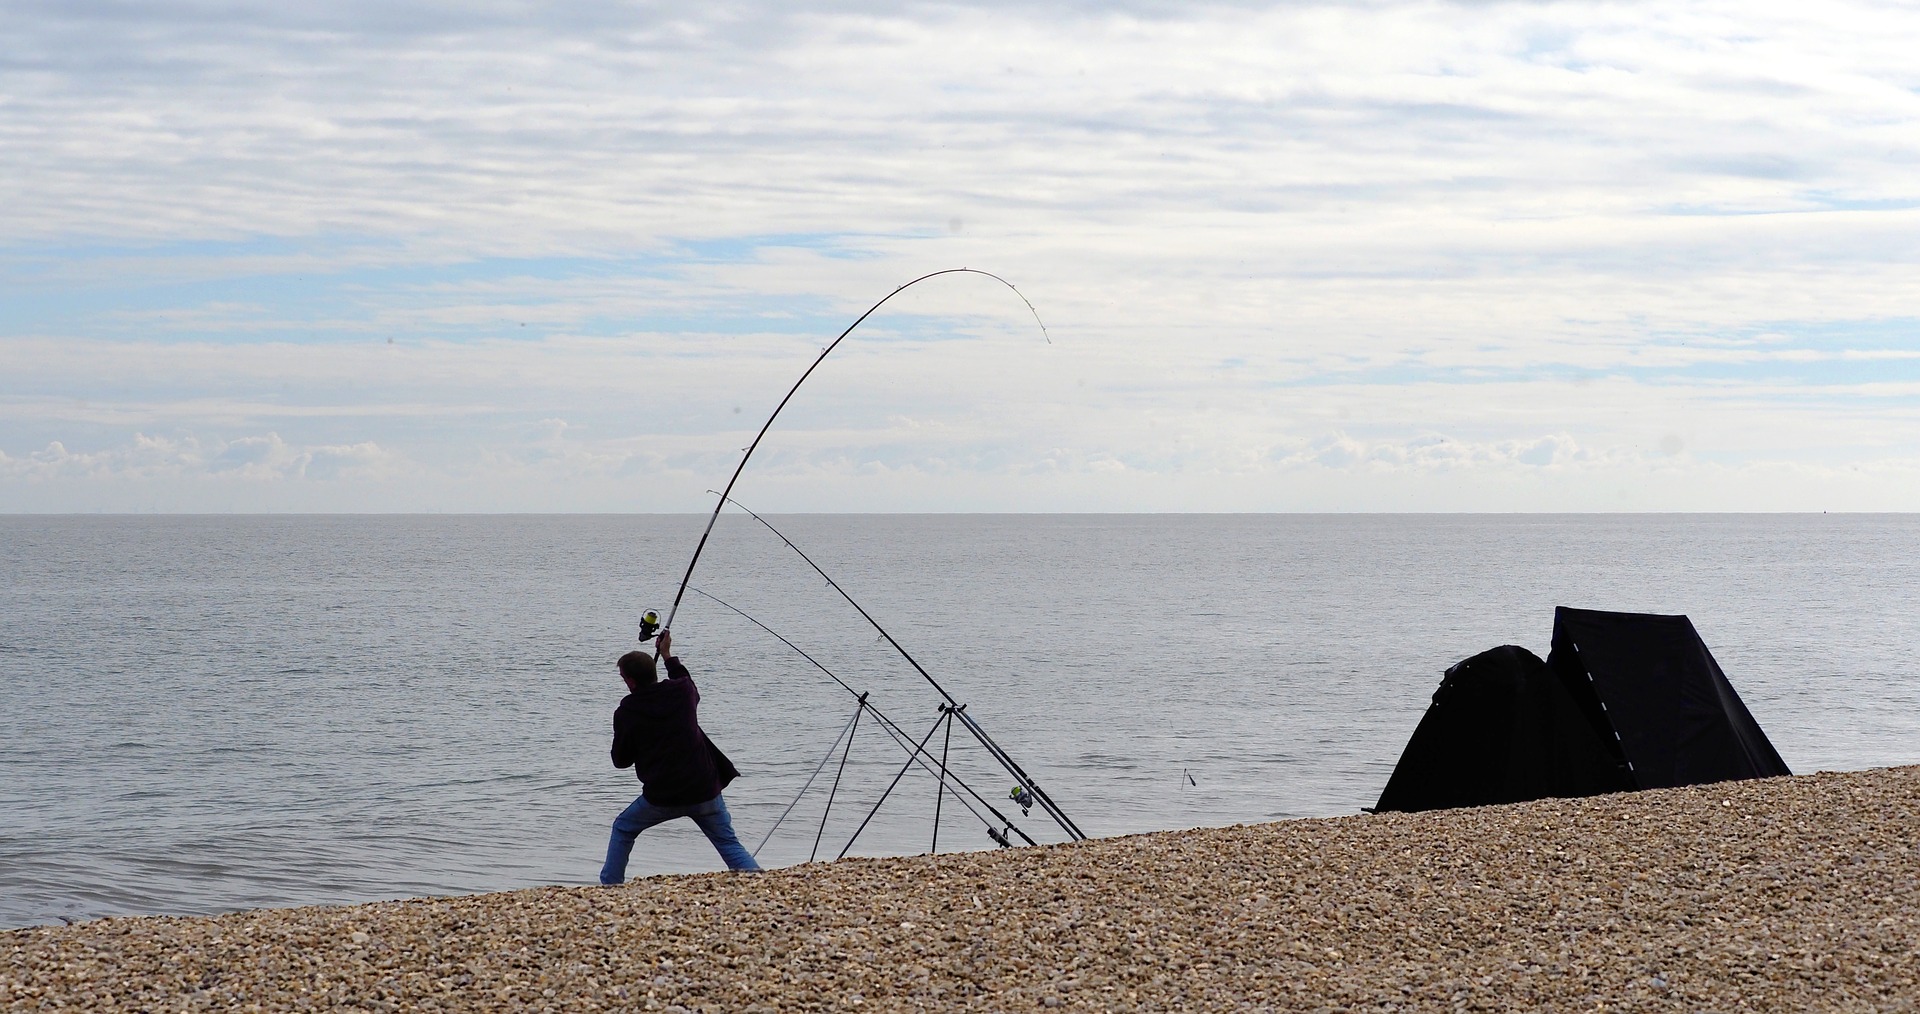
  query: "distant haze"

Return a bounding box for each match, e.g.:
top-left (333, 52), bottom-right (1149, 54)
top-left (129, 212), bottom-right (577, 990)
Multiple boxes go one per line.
top-left (3, 2), bottom-right (1918, 512)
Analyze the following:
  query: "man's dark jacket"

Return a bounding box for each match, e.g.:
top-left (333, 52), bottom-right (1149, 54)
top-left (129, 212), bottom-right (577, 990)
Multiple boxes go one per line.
top-left (611, 655), bottom-right (741, 806)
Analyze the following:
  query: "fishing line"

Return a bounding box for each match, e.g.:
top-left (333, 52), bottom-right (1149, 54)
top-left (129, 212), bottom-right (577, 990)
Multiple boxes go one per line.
top-left (711, 494), bottom-right (1087, 841)
top-left (654, 268), bottom-right (1048, 646)
top-left (751, 702), bottom-right (862, 860)
top-left (811, 705), bottom-right (862, 863)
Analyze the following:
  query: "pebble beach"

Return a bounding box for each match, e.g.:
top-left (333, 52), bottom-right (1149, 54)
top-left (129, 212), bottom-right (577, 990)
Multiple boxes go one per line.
top-left (7, 765), bottom-right (1918, 1012)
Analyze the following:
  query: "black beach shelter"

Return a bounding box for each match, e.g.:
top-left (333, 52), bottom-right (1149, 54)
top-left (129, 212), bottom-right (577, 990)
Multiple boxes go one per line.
top-left (1546, 606), bottom-right (1789, 790)
top-left (1373, 607), bottom-right (1789, 813)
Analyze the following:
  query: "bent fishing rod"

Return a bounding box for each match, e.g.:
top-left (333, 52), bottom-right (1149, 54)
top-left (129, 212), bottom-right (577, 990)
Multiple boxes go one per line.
top-left (651, 268), bottom-right (1046, 647)
top-left (687, 586), bottom-right (1037, 847)
top-left (712, 494), bottom-right (1086, 842)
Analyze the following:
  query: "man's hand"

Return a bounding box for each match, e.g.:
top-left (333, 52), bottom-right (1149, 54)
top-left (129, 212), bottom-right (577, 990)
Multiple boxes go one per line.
top-left (656, 629), bottom-right (672, 659)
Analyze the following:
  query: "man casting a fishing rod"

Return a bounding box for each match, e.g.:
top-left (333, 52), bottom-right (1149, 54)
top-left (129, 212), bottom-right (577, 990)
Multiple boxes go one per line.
top-left (596, 270), bottom-right (1076, 874)
top-left (600, 628), bottom-right (761, 882)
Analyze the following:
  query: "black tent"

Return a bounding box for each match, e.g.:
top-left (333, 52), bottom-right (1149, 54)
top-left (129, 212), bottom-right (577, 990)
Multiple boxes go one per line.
top-left (1373, 607), bottom-right (1789, 813)
top-left (1547, 606), bottom-right (1790, 790)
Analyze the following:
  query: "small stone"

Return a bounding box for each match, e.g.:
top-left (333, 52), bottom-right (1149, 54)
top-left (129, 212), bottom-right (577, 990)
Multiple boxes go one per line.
top-left (4, 766), bottom-right (1919, 1011)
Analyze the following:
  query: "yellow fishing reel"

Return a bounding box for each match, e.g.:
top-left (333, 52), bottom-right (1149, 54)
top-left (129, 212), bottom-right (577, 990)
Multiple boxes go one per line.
top-left (637, 610), bottom-right (661, 643)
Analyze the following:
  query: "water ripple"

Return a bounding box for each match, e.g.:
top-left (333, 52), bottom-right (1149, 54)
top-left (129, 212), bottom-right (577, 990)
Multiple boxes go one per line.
top-left (3, 513), bottom-right (1917, 927)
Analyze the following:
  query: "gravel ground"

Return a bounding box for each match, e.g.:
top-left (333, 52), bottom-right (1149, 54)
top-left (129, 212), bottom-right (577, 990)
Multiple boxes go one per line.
top-left (7, 765), bottom-right (1919, 1012)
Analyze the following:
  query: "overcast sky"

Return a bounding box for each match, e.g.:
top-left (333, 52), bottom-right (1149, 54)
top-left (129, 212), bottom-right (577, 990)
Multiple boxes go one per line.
top-left (3, 1), bottom-right (1918, 511)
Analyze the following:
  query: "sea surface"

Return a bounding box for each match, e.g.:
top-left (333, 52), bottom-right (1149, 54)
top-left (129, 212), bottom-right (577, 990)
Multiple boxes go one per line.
top-left (3, 514), bottom-right (1918, 929)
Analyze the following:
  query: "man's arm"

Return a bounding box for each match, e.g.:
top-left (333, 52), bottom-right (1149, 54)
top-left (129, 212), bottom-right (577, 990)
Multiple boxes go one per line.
top-left (659, 629), bottom-right (691, 682)
top-left (611, 710), bottom-right (635, 769)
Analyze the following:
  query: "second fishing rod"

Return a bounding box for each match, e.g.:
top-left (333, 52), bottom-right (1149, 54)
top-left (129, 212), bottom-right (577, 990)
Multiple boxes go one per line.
top-left (712, 493), bottom-right (1087, 842)
top-left (686, 585), bottom-right (1039, 850)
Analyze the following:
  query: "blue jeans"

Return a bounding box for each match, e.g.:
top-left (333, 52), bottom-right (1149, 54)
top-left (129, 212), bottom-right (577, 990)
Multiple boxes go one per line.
top-left (600, 792), bottom-right (760, 883)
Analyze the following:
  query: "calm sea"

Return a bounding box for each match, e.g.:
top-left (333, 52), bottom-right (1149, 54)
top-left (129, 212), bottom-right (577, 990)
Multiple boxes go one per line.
top-left (3, 514), bottom-right (1917, 928)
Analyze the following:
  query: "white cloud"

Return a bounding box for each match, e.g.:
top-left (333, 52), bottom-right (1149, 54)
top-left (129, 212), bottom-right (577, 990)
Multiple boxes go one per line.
top-left (1, 431), bottom-right (401, 485)
top-left (6, 2), bottom-right (1918, 254)
top-left (3, 1), bottom-right (1920, 510)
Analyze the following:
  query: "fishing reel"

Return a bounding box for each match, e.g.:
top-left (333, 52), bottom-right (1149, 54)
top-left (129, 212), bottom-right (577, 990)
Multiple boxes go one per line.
top-left (637, 610), bottom-right (662, 643)
top-left (1009, 784), bottom-right (1037, 816)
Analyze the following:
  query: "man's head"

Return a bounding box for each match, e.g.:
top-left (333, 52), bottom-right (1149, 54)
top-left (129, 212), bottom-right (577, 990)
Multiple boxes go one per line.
top-left (618, 650), bottom-right (657, 690)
